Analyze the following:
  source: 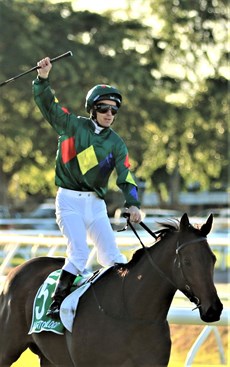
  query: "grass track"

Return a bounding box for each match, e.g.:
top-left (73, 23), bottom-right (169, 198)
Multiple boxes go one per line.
top-left (12, 349), bottom-right (228, 367)
top-left (12, 325), bottom-right (228, 367)
top-left (12, 349), bottom-right (39, 367)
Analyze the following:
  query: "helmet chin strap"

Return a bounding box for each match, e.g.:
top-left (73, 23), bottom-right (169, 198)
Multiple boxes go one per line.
top-left (95, 118), bottom-right (115, 127)
top-left (90, 110), bottom-right (115, 127)
top-left (94, 118), bottom-right (104, 128)
top-left (90, 110), bottom-right (103, 127)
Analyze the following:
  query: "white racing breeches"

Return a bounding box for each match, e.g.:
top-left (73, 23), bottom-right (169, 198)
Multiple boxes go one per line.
top-left (56, 187), bottom-right (127, 275)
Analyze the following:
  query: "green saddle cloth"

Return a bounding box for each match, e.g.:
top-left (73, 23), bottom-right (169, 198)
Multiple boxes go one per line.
top-left (28, 269), bottom-right (82, 335)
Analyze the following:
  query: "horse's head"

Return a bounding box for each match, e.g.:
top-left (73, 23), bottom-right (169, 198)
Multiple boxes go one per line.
top-left (174, 213), bottom-right (223, 323)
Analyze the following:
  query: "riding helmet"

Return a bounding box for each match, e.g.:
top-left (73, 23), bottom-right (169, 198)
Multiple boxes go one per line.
top-left (85, 84), bottom-right (122, 113)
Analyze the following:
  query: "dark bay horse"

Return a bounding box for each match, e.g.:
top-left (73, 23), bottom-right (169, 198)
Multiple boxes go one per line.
top-left (0, 213), bottom-right (223, 367)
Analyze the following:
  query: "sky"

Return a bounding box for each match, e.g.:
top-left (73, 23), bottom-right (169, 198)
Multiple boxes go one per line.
top-left (72, 0), bottom-right (127, 12)
top-left (51, 0), bottom-right (128, 13)
top-left (50, 0), bottom-right (228, 81)
top-left (50, 0), bottom-right (149, 21)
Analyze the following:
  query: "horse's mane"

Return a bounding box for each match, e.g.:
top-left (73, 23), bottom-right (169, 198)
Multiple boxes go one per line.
top-left (156, 218), bottom-right (180, 232)
top-left (117, 219), bottom-right (180, 271)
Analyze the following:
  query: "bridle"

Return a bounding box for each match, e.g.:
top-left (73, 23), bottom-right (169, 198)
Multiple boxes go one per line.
top-left (91, 217), bottom-right (209, 322)
top-left (175, 236), bottom-right (207, 309)
top-left (121, 216), bottom-right (207, 310)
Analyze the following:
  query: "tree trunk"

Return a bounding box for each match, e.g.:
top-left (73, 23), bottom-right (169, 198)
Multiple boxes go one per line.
top-left (0, 163), bottom-right (9, 206)
top-left (169, 166), bottom-right (180, 207)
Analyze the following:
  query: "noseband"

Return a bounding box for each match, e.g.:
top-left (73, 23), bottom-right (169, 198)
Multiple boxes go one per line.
top-left (122, 217), bottom-right (207, 310)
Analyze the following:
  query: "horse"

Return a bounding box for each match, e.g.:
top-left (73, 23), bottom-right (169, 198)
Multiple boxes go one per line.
top-left (0, 213), bottom-right (223, 367)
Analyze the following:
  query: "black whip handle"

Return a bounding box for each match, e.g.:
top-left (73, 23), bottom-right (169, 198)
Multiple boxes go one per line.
top-left (0, 51), bottom-right (73, 87)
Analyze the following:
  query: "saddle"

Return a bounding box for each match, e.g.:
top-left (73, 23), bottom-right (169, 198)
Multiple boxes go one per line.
top-left (28, 267), bottom-right (110, 335)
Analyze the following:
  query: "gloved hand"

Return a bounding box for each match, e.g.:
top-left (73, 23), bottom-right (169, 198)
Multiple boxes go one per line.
top-left (37, 57), bottom-right (52, 79)
top-left (127, 206), bottom-right (142, 223)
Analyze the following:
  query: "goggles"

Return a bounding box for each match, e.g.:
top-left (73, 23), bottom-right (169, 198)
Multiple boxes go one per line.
top-left (94, 103), bottom-right (119, 115)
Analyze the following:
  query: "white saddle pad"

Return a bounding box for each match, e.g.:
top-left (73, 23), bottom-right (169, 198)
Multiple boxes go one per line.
top-left (60, 267), bottom-right (110, 332)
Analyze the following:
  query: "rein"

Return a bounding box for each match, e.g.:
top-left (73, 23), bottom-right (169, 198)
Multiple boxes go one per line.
top-left (121, 215), bottom-right (207, 310)
top-left (119, 216), bottom-right (177, 288)
top-left (92, 216), bottom-right (208, 321)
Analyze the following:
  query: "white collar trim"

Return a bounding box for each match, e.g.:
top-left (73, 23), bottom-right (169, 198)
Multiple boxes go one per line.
top-left (91, 119), bottom-right (105, 134)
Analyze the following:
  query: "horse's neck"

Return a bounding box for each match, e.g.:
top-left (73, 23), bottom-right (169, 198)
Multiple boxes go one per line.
top-left (124, 238), bottom-right (177, 321)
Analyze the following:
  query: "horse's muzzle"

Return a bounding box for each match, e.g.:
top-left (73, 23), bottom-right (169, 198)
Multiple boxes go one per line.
top-left (200, 299), bottom-right (223, 323)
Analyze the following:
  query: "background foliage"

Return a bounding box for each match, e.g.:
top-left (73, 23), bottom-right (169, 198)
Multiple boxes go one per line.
top-left (0, 0), bottom-right (228, 209)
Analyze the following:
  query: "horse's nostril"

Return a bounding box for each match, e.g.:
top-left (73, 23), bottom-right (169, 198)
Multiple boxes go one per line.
top-left (201, 302), bottom-right (223, 323)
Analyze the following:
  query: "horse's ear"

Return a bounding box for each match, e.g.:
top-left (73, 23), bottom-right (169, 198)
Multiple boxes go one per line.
top-left (200, 214), bottom-right (213, 236)
top-left (179, 213), bottom-right (190, 231)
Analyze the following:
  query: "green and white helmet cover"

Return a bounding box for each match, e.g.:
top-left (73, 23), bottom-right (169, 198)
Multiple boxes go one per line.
top-left (85, 84), bottom-right (122, 113)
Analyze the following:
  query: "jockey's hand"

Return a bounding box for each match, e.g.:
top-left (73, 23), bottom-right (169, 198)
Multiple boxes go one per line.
top-left (37, 57), bottom-right (52, 79)
top-left (127, 206), bottom-right (142, 223)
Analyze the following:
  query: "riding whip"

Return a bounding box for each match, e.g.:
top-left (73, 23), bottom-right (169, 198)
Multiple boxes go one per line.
top-left (0, 51), bottom-right (73, 87)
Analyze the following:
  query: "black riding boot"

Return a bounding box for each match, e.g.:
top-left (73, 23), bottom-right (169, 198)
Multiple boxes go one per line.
top-left (46, 270), bottom-right (76, 320)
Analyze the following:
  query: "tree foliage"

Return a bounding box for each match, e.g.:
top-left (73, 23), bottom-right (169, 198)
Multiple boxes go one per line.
top-left (136, 0), bottom-right (229, 203)
top-left (0, 0), bottom-right (228, 208)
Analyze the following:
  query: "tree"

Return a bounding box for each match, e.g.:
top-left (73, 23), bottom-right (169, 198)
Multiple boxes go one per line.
top-left (135, 0), bottom-right (229, 204)
top-left (0, 0), bottom-right (153, 207)
top-left (0, 0), bottom-right (228, 210)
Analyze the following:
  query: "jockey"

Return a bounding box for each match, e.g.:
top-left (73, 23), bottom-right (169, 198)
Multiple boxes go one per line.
top-left (33, 57), bottom-right (142, 319)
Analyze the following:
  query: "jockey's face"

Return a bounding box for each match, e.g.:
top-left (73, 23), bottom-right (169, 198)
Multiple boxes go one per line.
top-left (94, 99), bottom-right (117, 128)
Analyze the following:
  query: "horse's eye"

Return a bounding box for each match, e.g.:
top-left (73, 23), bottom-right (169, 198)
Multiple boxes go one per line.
top-left (183, 257), bottom-right (191, 266)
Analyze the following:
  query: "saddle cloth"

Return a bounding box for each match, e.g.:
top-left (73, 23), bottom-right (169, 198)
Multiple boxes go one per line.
top-left (29, 267), bottom-right (110, 335)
